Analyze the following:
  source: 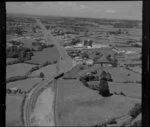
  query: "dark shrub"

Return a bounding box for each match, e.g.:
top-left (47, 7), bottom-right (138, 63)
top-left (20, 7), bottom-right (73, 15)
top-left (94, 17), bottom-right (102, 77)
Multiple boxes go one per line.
top-left (43, 61), bottom-right (49, 66)
top-left (6, 76), bottom-right (27, 83)
top-left (80, 75), bottom-right (89, 82)
top-left (129, 103), bottom-right (141, 118)
top-left (120, 92), bottom-right (126, 96)
top-left (136, 81), bottom-right (141, 84)
top-left (94, 122), bottom-right (107, 127)
top-left (88, 75), bottom-right (95, 81)
top-left (30, 66), bottom-right (40, 72)
top-left (128, 73), bottom-right (131, 76)
top-left (107, 118), bottom-right (117, 124)
top-left (40, 72), bottom-right (45, 79)
top-left (54, 60), bottom-right (57, 64)
top-left (81, 52), bottom-right (89, 59)
top-left (100, 71), bottom-right (107, 80)
top-left (91, 70), bottom-right (97, 74)
top-left (112, 58), bottom-right (118, 67)
top-left (106, 72), bottom-right (112, 81)
top-left (83, 81), bottom-right (89, 87)
top-left (32, 48), bottom-right (36, 51)
top-left (80, 66), bottom-right (84, 70)
top-left (48, 44), bottom-right (54, 47)
top-left (99, 79), bottom-right (110, 97)
top-left (94, 76), bottom-right (99, 81)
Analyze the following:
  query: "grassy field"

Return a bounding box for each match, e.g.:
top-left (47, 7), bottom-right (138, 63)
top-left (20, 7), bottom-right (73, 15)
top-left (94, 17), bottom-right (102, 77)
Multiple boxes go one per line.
top-left (109, 82), bottom-right (141, 99)
top-left (125, 54), bottom-right (141, 63)
top-left (6, 58), bottom-right (18, 63)
top-left (127, 28), bottom-right (142, 36)
top-left (55, 78), bottom-right (140, 126)
top-left (7, 77), bottom-right (42, 92)
top-left (29, 64), bottom-right (57, 79)
top-left (6, 95), bottom-right (24, 126)
top-left (63, 64), bottom-right (90, 79)
top-left (129, 66), bottom-right (141, 74)
top-left (88, 81), bottom-right (141, 99)
top-left (27, 47), bottom-right (59, 65)
top-left (6, 63), bottom-right (36, 79)
top-left (104, 67), bottom-right (141, 83)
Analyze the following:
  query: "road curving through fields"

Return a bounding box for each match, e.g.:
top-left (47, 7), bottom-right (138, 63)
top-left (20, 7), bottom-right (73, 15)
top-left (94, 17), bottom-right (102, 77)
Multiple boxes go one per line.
top-left (23, 18), bottom-right (73, 127)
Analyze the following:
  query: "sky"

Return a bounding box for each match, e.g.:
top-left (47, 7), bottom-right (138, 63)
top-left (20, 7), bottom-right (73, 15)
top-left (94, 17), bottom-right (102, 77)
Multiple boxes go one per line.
top-left (6, 1), bottom-right (142, 20)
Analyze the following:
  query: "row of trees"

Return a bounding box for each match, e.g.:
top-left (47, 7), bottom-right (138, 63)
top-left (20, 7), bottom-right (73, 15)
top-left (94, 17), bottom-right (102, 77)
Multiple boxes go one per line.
top-left (8, 40), bottom-right (22, 46)
top-left (7, 41), bottom-right (54, 62)
top-left (80, 70), bottom-right (113, 97)
top-left (70, 38), bottom-right (81, 45)
top-left (6, 46), bottom-right (33, 61)
top-left (7, 27), bottom-right (26, 36)
top-left (93, 52), bottom-right (103, 63)
top-left (113, 22), bottom-right (135, 28)
top-left (84, 40), bottom-right (93, 47)
top-left (81, 52), bottom-right (89, 59)
top-left (109, 29), bottom-right (129, 35)
top-left (80, 70), bottom-right (113, 82)
top-left (6, 88), bottom-right (27, 95)
top-left (96, 71), bottom-right (111, 96)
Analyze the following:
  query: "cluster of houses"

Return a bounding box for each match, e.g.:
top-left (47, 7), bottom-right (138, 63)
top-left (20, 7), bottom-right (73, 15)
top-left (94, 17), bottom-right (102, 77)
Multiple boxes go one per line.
top-left (73, 55), bottom-right (116, 67)
top-left (65, 39), bottom-right (109, 50)
top-left (94, 56), bottom-right (114, 67)
top-left (70, 49), bottom-right (116, 67)
top-left (73, 57), bottom-right (94, 66)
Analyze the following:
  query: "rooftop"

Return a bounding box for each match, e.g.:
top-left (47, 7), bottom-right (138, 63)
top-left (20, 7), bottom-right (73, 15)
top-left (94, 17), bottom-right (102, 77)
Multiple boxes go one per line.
top-left (96, 55), bottom-right (112, 64)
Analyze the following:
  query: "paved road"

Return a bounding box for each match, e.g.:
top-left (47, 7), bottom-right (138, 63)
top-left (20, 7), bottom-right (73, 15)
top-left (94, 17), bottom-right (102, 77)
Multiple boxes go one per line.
top-left (23, 19), bottom-right (73, 126)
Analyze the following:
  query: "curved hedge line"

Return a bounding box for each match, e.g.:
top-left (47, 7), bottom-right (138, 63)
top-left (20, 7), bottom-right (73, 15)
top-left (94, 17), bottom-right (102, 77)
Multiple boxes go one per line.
top-left (7, 59), bottom-right (21, 65)
top-left (6, 61), bottom-right (56, 83)
top-left (6, 75), bottom-right (28, 84)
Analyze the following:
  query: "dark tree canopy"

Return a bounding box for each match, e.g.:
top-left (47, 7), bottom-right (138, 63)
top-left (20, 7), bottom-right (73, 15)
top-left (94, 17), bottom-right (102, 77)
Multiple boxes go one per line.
top-left (112, 58), bottom-right (118, 67)
top-left (100, 71), bottom-right (107, 80)
top-left (40, 72), bottom-right (45, 79)
top-left (82, 52), bottom-right (89, 59)
top-left (106, 72), bottom-right (112, 81)
top-left (99, 79), bottom-right (110, 97)
top-left (70, 38), bottom-right (81, 45)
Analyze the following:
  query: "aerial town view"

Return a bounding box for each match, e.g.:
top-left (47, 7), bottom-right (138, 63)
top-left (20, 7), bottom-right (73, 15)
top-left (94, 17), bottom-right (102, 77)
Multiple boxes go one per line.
top-left (6, 2), bottom-right (142, 127)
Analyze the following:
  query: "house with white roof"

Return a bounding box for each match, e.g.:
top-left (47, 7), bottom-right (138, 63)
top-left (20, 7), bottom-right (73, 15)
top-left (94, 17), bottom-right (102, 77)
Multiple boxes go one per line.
top-left (85, 59), bottom-right (94, 65)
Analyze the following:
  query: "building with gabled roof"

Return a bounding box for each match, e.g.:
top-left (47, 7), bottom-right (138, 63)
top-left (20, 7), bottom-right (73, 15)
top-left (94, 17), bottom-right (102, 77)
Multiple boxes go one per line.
top-left (94, 55), bottom-right (113, 67)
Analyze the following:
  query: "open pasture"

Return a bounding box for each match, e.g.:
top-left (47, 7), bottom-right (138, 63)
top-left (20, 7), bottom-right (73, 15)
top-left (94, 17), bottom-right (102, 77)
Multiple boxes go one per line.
top-left (29, 64), bottom-right (57, 79)
top-left (7, 77), bottom-right (42, 92)
top-left (6, 95), bottom-right (24, 126)
top-left (56, 78), bottom-right (140, 126)
top-left (27, 47), bottom-right (59, 65)
top-left (6, 63), bottom-right (36, 79)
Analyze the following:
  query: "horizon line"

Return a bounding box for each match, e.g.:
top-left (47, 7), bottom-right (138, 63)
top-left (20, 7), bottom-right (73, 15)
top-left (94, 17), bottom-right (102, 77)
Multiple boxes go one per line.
top-left (7, 12), bottom-right (142, 22)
